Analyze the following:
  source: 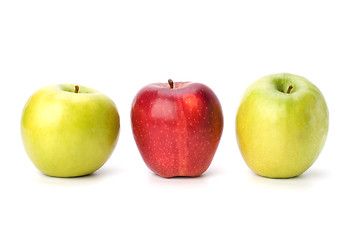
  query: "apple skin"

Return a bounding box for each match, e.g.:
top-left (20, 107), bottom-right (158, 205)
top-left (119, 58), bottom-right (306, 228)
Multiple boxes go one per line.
top-left (21, 84), bottom-right (120, 177)
top-left (131, 81), bottom-right (223, 178)
top-left (236, 73), bottom-right (329, 178)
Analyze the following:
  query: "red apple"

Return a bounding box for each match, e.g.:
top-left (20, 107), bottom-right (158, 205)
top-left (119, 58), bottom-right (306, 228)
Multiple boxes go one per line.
top-left (131, 79), bottom-right (223, 178)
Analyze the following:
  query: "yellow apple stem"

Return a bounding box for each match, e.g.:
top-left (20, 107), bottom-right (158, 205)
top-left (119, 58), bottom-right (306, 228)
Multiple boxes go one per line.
top-left (168, 79), bottom-right (174, 89)
top-left (75, 85), bottom-right (79, 93)
top-left (286, 85), bottom-right (293, 94)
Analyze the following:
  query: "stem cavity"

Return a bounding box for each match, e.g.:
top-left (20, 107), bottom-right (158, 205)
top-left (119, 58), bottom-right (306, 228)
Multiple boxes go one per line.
top-left (75, 85), bottom-right (79, 93)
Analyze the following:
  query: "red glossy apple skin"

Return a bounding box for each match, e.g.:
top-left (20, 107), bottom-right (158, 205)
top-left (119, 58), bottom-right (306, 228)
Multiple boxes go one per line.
top-left (131, 81), bottom-right (223, 178)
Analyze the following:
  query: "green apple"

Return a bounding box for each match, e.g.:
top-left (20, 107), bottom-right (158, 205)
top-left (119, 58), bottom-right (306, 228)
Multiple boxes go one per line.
top-left (236, 73), bottom-right (329, 178)
top-left (21, 84), bottom-right (120, 177)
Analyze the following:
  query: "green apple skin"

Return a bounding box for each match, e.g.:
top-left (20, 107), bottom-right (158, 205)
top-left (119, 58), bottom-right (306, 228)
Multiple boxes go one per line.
top-left (21, 84), bottom-right (120, 177)
top-left (236, 73), bottom-right (329, 178)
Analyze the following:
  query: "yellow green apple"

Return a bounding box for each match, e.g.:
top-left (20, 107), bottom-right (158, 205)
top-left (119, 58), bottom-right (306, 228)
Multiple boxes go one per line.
top-left (236, 73), bottom-right (329, 178)
top-left (21, 84), bottom-right (120, 177)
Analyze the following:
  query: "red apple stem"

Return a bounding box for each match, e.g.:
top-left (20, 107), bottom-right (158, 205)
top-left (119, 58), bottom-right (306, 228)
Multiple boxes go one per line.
top-left (75, 85), bottom-right (79, 93)
top-left (168, 79), bottom-right (174, 89)
top-left (286, 85), bottom-right (293, 94)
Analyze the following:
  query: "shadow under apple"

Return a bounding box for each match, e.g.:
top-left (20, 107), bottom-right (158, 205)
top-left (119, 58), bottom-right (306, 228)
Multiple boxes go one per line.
top-left (248, 168), bottom-right (330, 191)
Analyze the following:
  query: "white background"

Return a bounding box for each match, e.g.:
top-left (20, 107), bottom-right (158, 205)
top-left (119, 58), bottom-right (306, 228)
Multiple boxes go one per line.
top-left (1, 0), bottom-right (354, 239)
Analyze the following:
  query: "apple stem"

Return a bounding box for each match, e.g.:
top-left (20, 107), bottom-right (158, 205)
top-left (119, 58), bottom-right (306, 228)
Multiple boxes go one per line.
top-left (75, 85), bottom-right (79, 93)
top-left (286, 85), bottom-right (293, 94)
top-left (168, 79), bottom-right (174, 89)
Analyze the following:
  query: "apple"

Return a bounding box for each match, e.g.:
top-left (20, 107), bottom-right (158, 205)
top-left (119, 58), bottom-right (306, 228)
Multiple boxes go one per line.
top-left (21, 84), bottom-right (120, 177)
top-left (131, 79), bottom-right (223, 178)
top-left (236, 73), bottom-right (329, 178)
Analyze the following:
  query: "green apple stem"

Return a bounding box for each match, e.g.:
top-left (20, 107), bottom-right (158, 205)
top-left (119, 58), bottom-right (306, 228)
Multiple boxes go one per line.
top-left (168, 79), bottom-right (174, 89)
top-left (286, 85), bottom-right (293, 94)
top-left (75, 85), bottom-right (79, 93)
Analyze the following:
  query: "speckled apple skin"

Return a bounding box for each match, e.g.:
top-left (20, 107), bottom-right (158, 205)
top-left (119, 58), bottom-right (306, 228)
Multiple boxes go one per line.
top-left (131, 82), bottom-right (223, 178)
